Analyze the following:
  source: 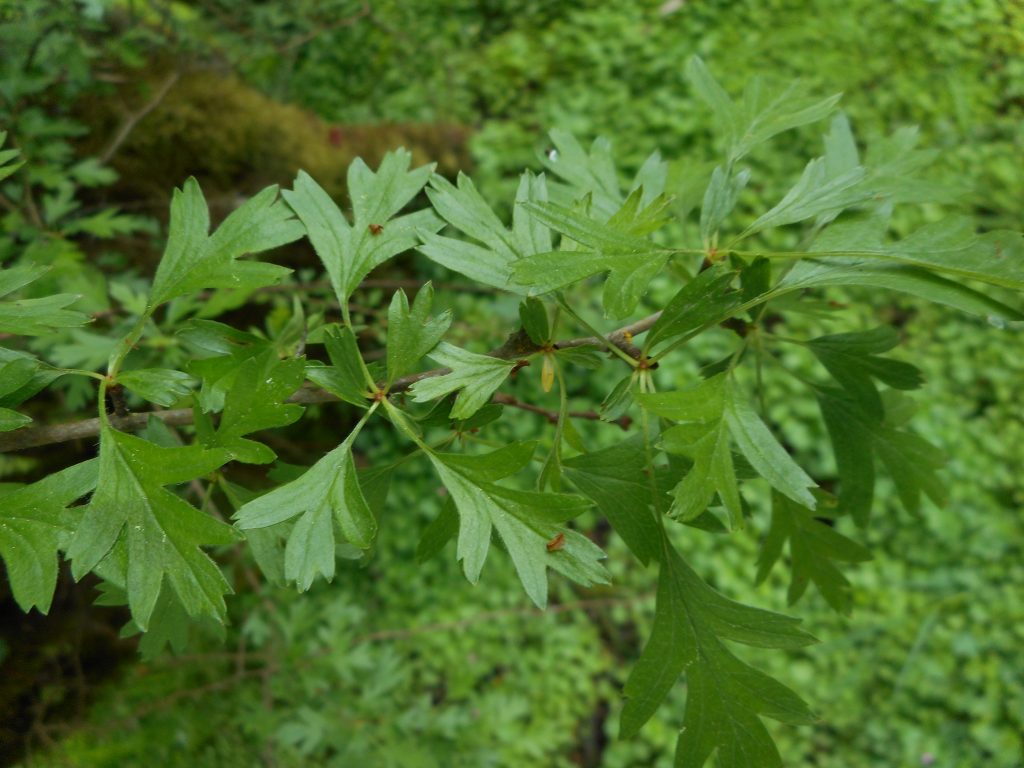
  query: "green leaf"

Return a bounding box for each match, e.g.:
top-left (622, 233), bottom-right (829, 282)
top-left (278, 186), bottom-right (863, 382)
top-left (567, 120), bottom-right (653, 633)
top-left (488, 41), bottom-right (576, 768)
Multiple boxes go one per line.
top-left (818, 389), bottom-right (945, 525)
top-left (723, 379), bottom-right (817, 509)
top-left (0, 460), bottom-right (98, 613)
top-left (386, 283), bottom-right (451, 384)
top-left (0, 131), bottom-right (25, 182)
top-left (756, 491), bottom-right (872, 615)
top-left (0, 265), bottom-right (88, 335)
top-left (540, 130), bottom-right (624, 218)
top-left (307, 326), bottom-right (371, 408)
top-left (511, 200), bottom-right (670, 318)
top-left (416, 497), bottom-right (459, 563)
top-left (0, 407), bottom-right (30, 431)
top-left (207, 350), bottom-right (306, 463)
top-left (0, 351), bottom-right (58, 409)
top-left (518, 297), bottom-right (550, 345)
top-left (700, 165), bottom-right (750, 245)
top-left (233, 422), bottom-right (377, 590)
top-left (621, 537), bottom-right (815, 768)
top-left (797, 215), bottom-right (1024, 293)
top-left (743, 158), bottom-right (868, 237)
top-left (418, 171), bottom-right (550, 291)
top-left (117, 368), bottom-right (194, 407)
top-left (563, 439), bottom-right (662, 565)
top-left (788, 205), bottom-right (1024, 315)
top-left (641, 376), bottom-right (743, 528)
top-left (149, 182), bottom-right (303, 307)
top-left (807, 327), bottom-right (922, 418)
top-left (284, 153), bottom-right (439, 306)
top-left (66, 431), bottom-right (235, 630)
top-left (644, 264), bottom-right (740, 353)
top-left (409, 342), bottom-right (517, 419)
top-left (687, 56), bottom-right (840, 163)
top-left (539, 130), bottom-right (668, 219)
top-left (427, 446), bottom-right (607, 607)
top-left (641, 376), bottom-right (816, 526)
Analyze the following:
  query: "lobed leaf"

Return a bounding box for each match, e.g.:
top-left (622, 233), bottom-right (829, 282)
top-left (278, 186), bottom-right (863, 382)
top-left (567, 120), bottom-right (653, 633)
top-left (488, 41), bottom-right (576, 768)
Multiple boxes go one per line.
top-left (409, 342), bottom-right (517, 419)
top-left (66, 431), bottom-right (236, 630)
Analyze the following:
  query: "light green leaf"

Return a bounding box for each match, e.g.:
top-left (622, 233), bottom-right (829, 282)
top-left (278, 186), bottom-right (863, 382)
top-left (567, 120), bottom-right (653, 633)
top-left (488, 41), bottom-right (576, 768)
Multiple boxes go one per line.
top-left (0, 407), bottom-right (31, 431)
top-left (687, 56), bottom-right (840, 163)
top-left (234, 423), bottom-right (377, 590)
top-left (700, 165), bottom-right (750, 245)
top-left (0, 460), bottom-right (98, 613)
top-left (409, 342), bottom-right (516, 419)
top-left (386, 283), bottom-right (451, 384)
top-left (743, 158), bottom-right (868, 237)
top-left (793, 214), bottom-right (1024, 294)
top-left (418, 171), bottom-right (551, 291)
top-left (756, 491), bottom-right (872, 615)
top-left (540, 130), bottom-right (623, 217)
top-left (723, 379), bottom-right (817, 509)
top-left (640, 376), bottom-right (743, 528)
top-left (117, 368), bottom-right (194, 407)
top-left (284, 153), bottom-right (439, 306)
top-left (428, 449), bottom-right (607, 608)
top-left (150, 182), bottom-right (303, 307)
top-left (66, 431), bottom-right (235, 630)
top-left (780, 213), bottom-right (1023, 320)
top-left (0, 265), bottom-right (88, 335)
top-left (0, 131), bottom-right (25, 182)
top-left (512, 199), bottom-right (670, 318)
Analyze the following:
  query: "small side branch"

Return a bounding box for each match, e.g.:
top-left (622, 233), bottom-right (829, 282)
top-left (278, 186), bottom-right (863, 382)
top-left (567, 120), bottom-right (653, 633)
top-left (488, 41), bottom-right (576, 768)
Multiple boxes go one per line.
top-left (100, 70), bottom-right (180, 165)
top-left (0, 313), bottom-right (660, 453)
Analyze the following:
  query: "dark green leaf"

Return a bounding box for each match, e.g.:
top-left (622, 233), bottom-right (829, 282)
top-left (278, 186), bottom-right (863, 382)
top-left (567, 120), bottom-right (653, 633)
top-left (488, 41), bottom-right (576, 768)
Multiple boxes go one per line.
top-left (807, 326), bottom-right (922, 418)
top-left (644, 264), bottom-right (739, 353)
top-left (756, 491), bottom-right (872, 615)
top-left (0, 461), bottom-right (97, 613)
top-left (67, 431), bottom-right (235, 630)
top-left (208, 351), bottom-right (306, 463)
top-left (519, 297), bottom-right (550, 345)
top-left (386, 283), bottom-right (451, 384)
top-left (621, 537), bottom-right (815, 768)
top-left (563, 439), bottom-right (662, 565)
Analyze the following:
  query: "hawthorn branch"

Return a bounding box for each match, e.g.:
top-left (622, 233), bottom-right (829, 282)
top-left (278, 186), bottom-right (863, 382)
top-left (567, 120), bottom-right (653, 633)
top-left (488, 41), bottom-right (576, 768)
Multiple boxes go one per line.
top-left (0, 312), bottom-right (661, 453)
top-left (492, 393), bottom-right (632, 431)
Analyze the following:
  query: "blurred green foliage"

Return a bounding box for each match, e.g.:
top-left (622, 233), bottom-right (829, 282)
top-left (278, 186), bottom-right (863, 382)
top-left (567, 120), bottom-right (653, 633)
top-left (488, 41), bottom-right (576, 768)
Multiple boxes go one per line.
top-left (6, 1), bottom-right (1023, 767)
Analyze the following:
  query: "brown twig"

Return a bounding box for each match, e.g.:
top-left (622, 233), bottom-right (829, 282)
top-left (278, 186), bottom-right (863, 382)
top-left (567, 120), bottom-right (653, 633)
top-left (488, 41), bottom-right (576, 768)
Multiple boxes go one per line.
top-left (491, 393), bottom-right (632, 430)
top-left (100, 70), bottom-right (181, 165)
top-left (274, 3), bottom-right (371, 53)
top-left (0, 313), bottom-right (661, 453)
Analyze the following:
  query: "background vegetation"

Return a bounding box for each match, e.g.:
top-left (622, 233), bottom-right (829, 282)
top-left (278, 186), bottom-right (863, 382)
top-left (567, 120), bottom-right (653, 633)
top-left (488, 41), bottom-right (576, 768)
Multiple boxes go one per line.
top-left (1, 1), bottom-right (1021, 766)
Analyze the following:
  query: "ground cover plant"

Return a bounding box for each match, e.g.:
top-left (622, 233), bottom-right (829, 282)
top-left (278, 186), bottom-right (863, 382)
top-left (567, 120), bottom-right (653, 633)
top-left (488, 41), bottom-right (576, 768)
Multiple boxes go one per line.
top-left (3, 43), bottom-right (1023, 767)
